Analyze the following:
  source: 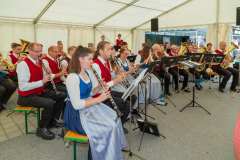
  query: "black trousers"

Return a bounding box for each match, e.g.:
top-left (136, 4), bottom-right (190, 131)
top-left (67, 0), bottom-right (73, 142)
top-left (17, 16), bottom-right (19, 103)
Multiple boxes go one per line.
top-left (45, 82), bottom-right (67, 93)
top-left (17, 90), bottom-right (66, 128)
top-left (212, 66), bottom-right (239, 90)
top-left (168, 67), bottom-right (189, 90)
top-left (154, 70), bottom-right (171, 94)
top-left (103, 91), bottom-right (132, 124)
top-left (0, 77), bottom-right (17, 104)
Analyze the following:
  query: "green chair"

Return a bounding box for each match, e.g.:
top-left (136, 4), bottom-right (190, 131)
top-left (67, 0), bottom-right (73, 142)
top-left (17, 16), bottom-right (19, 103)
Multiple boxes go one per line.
top-left (14, 106), bottom-right (40, 134)
top-left (64, 131), bottom-right (89, 160)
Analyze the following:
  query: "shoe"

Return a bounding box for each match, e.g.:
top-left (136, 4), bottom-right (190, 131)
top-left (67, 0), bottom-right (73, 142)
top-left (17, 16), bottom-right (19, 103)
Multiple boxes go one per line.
top-left (231, 88), bottom-right (237, 92)
top-left (131, 109), bottom-right (142, 118)
top-left (155, 99), bottom-right (167, 106)
top-left (218, 88), bottom-right (224, 93)
top-left (36, 128), bottom-right (55, 140)
top-left (195, 84), bottom-right (202, 90)
top-left (181, 87), bottom-right (191, 93)
top-left (123, 127), bottom-right (128, 134)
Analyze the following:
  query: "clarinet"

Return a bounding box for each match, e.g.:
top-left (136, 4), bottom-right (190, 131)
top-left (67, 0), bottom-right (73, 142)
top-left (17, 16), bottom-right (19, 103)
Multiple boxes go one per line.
top-left (91, 66), bottom-right (123, 118)
top-left (40, 59), bottom-right (59, 94)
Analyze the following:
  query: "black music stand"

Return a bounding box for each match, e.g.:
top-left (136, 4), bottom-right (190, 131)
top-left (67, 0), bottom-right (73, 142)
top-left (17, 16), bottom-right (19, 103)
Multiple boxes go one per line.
top-left (123, 69), bottom-right (166, 152)
top-left (179, 61), bottom-right (211, 115)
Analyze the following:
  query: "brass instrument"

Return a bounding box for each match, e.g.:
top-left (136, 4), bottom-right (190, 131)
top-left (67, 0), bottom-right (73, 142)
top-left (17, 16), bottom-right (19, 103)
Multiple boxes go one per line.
top-left (20, 39), bottom-right (30, 57)
top-left (220, 42), bottom-right (239, 69)
top-left (195, 54), bottom-right (205, 72)
top-left (91, 66), bottom-right (122, 119)
top-left (0, 56), bottom-right (15, 71)
top-left (206, 56), bottom-right (216, 76)
top-left (178, 42), bottom-right (188, 56)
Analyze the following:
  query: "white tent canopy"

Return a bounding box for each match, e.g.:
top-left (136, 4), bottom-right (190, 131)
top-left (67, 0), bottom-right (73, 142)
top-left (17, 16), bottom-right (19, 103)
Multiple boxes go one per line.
top-left (0, 0), bottom-right (239, 55)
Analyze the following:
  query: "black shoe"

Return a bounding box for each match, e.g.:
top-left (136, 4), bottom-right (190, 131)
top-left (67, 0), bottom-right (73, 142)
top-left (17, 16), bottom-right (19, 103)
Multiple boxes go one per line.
top-left (218, 88), bottom-right (224, 93)
top-left (181, 87), bottom-right (191, 93)
top-left (36, 128), bottom-right (55, 140)
top-left (195, 84), bottom-right (202, 90)
top-left (231, 88), bottom-right (237, 92)
top-left (131, 109), bottom-right (142, 118)
top-left (123, 127), bottom-right (128, 134)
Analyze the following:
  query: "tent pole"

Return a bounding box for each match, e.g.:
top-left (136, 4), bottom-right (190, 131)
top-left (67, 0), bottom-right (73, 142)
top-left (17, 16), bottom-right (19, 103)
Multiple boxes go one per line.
top-left (216, 0), bottom-right (220, 47)
top-left (93, 27), bottom-right (96, 47)
top-left (34, 24), bottom-right (37, 42)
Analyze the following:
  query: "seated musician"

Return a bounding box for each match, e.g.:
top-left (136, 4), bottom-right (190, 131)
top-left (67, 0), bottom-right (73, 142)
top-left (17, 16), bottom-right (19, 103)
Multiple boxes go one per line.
top-left (57, 40), bottom-right (66, 58)
top-left (206, 42), bottom-right (214, 54)
top-left (186, 44), bottom-right (205, 90)
top-left (17, 43), bottom-right (66, 140)
top-left (60, 46), bottom-right (76, 82)
top-left (151, 43), bottom-right (172, 96)
top-left (91, 41), bottom-right (130, 129)
top-left (64, 46), bottom-right (127, 160)
top-left (7, 43), bottom-right (22, 82)
top-left (42, 46), bottom-right (67, 92)
top-left (0, 53), bottom-right (17, 111)
top-left (213, 41), bottom-right (239, 92)
top-left (115, 33), bottom-right (123, 51)
top-left (167, 45), bottom-right (190, 93)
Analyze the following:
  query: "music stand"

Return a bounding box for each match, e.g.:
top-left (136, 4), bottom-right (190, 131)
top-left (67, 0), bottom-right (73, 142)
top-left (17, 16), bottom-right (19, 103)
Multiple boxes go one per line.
top-left (179, 60), bottom-right (211, 115)
top-left (122, 69), bottom-right (166, 152)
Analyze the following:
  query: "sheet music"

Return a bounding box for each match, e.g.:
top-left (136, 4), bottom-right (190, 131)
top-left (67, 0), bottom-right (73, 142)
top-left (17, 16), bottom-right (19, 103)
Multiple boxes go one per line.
top-left (121, 68), bottom-right (148, 101)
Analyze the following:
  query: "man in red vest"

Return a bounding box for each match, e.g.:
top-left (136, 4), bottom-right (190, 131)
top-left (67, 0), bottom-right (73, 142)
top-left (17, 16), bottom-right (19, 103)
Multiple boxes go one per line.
top-left (213, 41), bottom-right (239, 92)
top-left (92, 41), bottom-right (130, 130)
top-left (17, 43), bottom-right (66, 140)
top-left (42, 46), bottom-right (67, 92)
top-left (7, 43), bottom-right (22, 82)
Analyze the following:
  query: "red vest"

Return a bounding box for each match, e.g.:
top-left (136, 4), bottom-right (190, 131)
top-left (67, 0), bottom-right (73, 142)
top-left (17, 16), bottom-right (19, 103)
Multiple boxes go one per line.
top-left (93, 58), bottom-right (112, 97)
top-left (8, 51), bottom-right (18, 77)
top-left (94, 58), bottom-right (111, 83)
top-left (215, 49), bottom-right (224, 55)
top-left (42, 56), bottom-right (62, 84)
top-left (18, 58), bottom-right (44, 96)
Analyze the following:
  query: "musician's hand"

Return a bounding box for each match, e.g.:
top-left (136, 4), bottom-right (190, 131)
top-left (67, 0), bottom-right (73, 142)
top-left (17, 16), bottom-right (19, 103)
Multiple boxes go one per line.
top-left (42, 75), bottom-right (51, 84)
top-left (98, 90), bottom-right (110, 102)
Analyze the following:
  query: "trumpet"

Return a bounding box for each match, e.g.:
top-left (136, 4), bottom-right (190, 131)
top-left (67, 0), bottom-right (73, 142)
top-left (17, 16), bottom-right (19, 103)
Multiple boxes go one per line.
top-left (91, 66), bottom-right (123, 119)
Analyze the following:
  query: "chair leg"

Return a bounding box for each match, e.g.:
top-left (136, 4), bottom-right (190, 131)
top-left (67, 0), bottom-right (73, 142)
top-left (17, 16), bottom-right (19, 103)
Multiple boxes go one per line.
top-left (36, 108), bottom-right (40, 129)
top-left (73, 142), bottom-right (77, 160)
top-left (24, 112), bottom-right (28, 134)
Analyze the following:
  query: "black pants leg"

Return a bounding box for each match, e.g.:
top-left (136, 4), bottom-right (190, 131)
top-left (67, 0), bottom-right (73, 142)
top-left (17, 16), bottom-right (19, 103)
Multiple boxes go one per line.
top-left (168, 67), bottom-right (179, 90)
top-left (213, 66), bottom-right (231, 89)
top-left (157, 70), bottom-right (170, 94)
top-left (0, 78), bottom-right (17, 104)
top-left (179, 69), bottom-right (189, 89)
top-left (17, 93), bottom-right (55, 128)
top-left (0, 85), bottom-right (6, 105)
top-left (227, 67), bottom-right (239, 90)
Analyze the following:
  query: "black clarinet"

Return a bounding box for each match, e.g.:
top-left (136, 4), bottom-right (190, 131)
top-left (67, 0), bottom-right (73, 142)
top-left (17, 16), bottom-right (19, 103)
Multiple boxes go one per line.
top-left (40, 59), bottom-right (59, 94)
top-left (91, 66), bottom-right (123, 118)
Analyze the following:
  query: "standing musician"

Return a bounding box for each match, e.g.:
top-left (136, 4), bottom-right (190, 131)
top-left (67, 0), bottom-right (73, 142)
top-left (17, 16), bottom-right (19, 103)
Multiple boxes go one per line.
top-left (91, 41), bottom-right (130, 128)
top-left (7, 43), bottom-right (22, 82)
top-left (57, 40), bottom-right (66, 57)
top-left (167, 45), bottom-right (190, 93)
top-left (213, 41), bottom-right (239, 92)
top-left (16, 43), bottom-right (66, 140)
top-left (42, 46), bottom-right (67, 92)
top-left (64, 46), bottom-right (126, 160)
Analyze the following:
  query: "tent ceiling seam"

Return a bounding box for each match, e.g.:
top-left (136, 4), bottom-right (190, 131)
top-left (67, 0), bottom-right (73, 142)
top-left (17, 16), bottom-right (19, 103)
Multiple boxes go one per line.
top-left (131, 0), bottom-right (193, 31)
top-left (93, 0), bottom-right (140, 28)
top-left (33, 0), bottom-right (56, 24)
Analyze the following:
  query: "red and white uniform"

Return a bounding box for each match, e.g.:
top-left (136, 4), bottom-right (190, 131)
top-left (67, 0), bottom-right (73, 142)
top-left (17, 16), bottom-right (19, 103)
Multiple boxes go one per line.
top-left (17, 56), bottom-right (44, 96)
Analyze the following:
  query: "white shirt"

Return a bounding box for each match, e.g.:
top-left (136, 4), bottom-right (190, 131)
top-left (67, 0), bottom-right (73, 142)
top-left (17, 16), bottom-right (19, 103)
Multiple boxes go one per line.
top-left (42, 54), bottom-right (60, 79)
top-left (17, 56), bottom-right (44, 91)
top-left (134, 54), bottom-right (141, 65)
top-left (66, 72), bottom-right (98, 110)
top-left (91, 56), bottom-right (114, 87)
